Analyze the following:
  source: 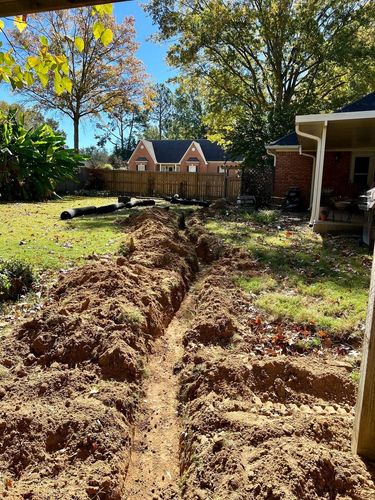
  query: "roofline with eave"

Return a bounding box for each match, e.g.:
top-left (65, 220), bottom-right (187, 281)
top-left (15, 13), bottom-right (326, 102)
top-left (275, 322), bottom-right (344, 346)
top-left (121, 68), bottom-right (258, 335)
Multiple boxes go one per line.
top-left (266, 144), bottom-right (299, 151)
top-left (296, 109), bottom-right (375, 123)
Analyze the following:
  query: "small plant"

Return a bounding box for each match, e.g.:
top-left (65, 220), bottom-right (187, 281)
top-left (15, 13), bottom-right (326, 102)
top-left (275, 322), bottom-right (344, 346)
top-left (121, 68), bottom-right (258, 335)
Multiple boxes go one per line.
top-left (118, 304), bottom-right (145, 325)
top-left (351, 370), bottom-right (360, 384)
top-left (0, 258), bottom-right (34, 302)
top-left (296, 336), bottom-right (322, 352)
top-left (241, 209), bottom-right (280, 225)
top-left (118, 237), bottom-right (135, 256)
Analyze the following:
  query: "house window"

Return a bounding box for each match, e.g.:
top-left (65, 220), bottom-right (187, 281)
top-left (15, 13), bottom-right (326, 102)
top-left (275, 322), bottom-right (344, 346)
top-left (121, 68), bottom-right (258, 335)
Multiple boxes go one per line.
top-left (218, 165), bottom-right (226, 174)
top-left (188, 165), bottom-right (197, 173)
top-left (137, 164), bottom-right (146, 171)
top-left (351, 154), bottom-right (374, 191)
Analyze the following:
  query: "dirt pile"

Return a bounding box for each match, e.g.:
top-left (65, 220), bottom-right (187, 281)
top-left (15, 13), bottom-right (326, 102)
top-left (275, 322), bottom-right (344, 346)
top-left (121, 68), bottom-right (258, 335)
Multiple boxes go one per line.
top-left (0, 209), bottom-right (196, 499)
top-left (177, 238), bottom-right (375, 499)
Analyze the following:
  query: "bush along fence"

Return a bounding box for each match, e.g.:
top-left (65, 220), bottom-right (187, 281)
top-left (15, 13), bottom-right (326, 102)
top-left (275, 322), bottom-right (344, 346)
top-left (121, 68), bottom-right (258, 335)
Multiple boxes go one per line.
top-left (70, 169), bottom-right (242, 200)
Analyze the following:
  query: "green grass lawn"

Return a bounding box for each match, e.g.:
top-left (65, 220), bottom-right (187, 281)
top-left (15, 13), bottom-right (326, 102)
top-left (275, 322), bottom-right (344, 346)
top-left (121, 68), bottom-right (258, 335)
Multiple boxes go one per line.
top-left (0, 196), bottom-right (127, 270)
top-left (206, 210), bottom-right (372, 338)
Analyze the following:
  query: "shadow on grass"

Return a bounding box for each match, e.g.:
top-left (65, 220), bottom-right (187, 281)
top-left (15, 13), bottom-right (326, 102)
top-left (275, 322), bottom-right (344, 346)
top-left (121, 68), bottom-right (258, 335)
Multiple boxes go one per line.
top-left (206, 214), bottom-right (371, 336)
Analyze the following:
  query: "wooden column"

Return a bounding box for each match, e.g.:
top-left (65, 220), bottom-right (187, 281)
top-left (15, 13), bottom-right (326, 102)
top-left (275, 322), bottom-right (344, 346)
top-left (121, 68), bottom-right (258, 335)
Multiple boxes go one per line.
top-left (352, 244), bottom-right (375, 459)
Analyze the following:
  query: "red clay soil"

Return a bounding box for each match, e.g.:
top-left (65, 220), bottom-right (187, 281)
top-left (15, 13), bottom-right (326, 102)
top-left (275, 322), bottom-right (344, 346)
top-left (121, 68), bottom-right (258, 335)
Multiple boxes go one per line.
top-left (0, 209), bottom-right (196, 499)
top-left (0, 208), bottom-right (374, 499)
top-left (177, 218), bottom-right (375, 499)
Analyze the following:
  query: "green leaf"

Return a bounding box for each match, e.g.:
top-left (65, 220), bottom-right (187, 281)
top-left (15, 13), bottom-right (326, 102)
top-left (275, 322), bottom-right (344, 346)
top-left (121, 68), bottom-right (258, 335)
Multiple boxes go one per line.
top-left (93, 21), bottom-right (105, 40)
top-left (61, 75), bottom-right (72, 93)
top-left (40, 35), bottom-right (49, 46)
top-left (24, 71), bottom-right (34, 86)
top-left (74, 37), bottom-right (85, 53)
top-left (37, 71), bottom-right (48, 88)
top-left (100, 28), bottom-right (113, 47)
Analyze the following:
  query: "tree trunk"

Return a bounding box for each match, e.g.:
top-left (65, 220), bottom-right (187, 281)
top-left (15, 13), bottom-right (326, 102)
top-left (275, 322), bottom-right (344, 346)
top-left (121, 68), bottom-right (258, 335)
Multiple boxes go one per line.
top-left (159, 107), bottom-right (162, 140)
top-left (73, 115), bottom-right (80, 152)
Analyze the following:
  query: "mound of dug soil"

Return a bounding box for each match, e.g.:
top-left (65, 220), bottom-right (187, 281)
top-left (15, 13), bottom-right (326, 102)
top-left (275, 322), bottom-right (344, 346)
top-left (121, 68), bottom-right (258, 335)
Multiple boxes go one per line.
top-left (177, 241), bottom-right (375, 499)
top-left (0, 209), bottom-right (196, 498)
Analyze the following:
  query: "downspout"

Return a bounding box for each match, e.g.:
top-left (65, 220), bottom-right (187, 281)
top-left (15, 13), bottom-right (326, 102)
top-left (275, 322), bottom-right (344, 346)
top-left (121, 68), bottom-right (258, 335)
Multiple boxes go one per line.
top-left (295, 123), bottom-right (324, 226)
top-left (299, 147), bottom-right (316, 210)
top-left (266, 149), bottom-right (277, 167)
top-left (266, 149), bottom-right (277, 202)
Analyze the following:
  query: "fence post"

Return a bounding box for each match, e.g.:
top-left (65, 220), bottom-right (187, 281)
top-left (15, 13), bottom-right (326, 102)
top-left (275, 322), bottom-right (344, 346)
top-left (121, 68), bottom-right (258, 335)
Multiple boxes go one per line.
top-left (224, 171), bottom-right (228, 199)
top-left (352, 245), bottom-right (375, 460)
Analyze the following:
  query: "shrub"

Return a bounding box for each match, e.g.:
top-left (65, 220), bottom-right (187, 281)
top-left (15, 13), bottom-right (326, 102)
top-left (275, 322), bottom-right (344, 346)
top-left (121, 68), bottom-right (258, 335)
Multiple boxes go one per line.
top-left (0, 259), bottom-right (34, 302)
top-left (0, 109), bottom-right (85, 201)
top-left (102, 163), bottom-right (113, 170)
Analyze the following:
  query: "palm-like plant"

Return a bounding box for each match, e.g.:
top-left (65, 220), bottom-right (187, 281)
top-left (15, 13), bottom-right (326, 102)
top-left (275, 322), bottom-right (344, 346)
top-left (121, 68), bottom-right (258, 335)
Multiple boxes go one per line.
top-left (0, 109), bottom-right (84, 201)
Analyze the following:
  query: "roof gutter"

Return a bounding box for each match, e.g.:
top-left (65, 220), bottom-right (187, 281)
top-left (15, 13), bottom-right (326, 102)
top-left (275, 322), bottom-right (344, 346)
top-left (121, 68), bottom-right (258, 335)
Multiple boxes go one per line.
top-left (266, 149), bottom-right (277, 167)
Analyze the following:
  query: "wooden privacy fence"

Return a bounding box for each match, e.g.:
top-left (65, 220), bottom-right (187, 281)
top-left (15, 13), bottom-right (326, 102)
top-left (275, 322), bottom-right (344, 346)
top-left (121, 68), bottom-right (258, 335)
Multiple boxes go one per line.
top-left (97, 170), bottom-right (241, 200)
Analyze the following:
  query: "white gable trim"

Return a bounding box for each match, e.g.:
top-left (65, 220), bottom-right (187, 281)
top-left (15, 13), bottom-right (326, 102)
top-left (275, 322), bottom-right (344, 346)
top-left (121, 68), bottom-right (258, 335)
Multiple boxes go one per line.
top-left (128, 139), bottom-right (157, 165)
top-left (179, 141), bottom-right (208, 165)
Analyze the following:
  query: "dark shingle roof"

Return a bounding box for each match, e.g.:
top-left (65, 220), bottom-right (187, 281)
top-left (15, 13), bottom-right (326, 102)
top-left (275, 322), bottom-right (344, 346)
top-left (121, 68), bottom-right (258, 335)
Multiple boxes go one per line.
top-left (269, 131), bottom-right (299, 147)
top-left (337, 91), bottom-right (375, 113)
top-left (151, 140), bottom-right (192, 163)
top-left (269, 91), bottom-right (375, 147)
top-left (148, 139), bottom-right (229, 163)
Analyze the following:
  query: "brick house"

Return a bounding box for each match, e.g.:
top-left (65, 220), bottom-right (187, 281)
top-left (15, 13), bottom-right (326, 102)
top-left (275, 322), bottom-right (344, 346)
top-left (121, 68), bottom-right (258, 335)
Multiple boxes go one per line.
top-left (267, 92), bottom-right (375, 232)
top-left (127, 139), bottom-right (241, 176)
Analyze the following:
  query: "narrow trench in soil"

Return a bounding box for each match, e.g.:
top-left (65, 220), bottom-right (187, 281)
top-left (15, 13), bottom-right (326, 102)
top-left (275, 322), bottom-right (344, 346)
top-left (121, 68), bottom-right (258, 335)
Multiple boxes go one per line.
top-left (123, 286), bottom-right (196, 499)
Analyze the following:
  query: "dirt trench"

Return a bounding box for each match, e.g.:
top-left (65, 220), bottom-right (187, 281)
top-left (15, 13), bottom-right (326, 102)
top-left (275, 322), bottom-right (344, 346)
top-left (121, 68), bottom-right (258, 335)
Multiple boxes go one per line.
top-left (1, 209), bottom-right (375, 499)
top-left (123, 292), bottom-right (195, 499)
top-left (0, 209), bottom-right (197, 499)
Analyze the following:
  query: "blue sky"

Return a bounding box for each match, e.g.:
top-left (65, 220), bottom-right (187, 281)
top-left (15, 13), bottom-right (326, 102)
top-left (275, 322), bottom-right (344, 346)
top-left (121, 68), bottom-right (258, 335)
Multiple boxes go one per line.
top-left (1, 1), bottom-right (175, 149)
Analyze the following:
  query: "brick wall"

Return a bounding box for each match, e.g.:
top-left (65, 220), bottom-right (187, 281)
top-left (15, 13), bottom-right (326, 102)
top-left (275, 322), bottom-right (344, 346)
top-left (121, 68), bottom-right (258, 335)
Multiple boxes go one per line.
top-left (274, 151), bottom-right (354, 207)
top-left (273, 152), bottom-right (314, 206)
top-left (321, 152), bottom-right (356, 197)
top-left (128, 142), bottom-right (156, 171)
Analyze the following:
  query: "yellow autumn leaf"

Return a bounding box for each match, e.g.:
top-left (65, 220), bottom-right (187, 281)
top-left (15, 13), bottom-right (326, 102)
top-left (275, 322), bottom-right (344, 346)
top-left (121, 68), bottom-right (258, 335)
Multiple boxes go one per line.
top-left (14, 15), bottom-right (27, 33)
top-left (93, 21), bottom-right (105, 40)
top-left (100, 29), bottom-right (113, 46)
top-left (0, 20), bottom-right (4, 30)
top-left (92, 4), bottom-right (113, 16)
top-left (27, 56), bottom-right (40, 69)
top-left (74, 37), bottom-right (85, 53)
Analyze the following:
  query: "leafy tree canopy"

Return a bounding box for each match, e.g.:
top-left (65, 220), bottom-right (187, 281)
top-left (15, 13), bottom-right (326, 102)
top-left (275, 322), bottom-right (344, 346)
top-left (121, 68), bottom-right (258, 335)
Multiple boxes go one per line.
top-left (8, 7), bottom-right (150, 151)
top-left (145, 0), bottom-right (375, 161)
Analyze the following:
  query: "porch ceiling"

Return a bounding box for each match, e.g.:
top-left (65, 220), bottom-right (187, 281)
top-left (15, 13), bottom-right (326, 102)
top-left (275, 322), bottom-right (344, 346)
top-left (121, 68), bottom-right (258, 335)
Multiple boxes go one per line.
top-left (0, 0), bottom-right (126, 16)
top-left (297, 116), bottom-right (375, 151)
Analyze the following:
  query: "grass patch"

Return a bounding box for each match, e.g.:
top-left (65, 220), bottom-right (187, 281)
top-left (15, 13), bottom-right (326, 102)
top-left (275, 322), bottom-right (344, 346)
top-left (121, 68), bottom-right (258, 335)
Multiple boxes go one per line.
top-left (0, 196), bottom-right (127, 270)
top-left (235, 275), bottom-right (277, 294)
top-left (207, 212), bottom-right (371, 338)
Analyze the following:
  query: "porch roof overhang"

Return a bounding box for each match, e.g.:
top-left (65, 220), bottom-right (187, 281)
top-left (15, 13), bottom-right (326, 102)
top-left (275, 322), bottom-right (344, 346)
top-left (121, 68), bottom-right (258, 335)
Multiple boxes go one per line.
top-left (295, 110), bottom-right (375, 226)
top-left (0, 0), bottom-right (126, 16)
top-left (296, 111), bottom-right (375, 151)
